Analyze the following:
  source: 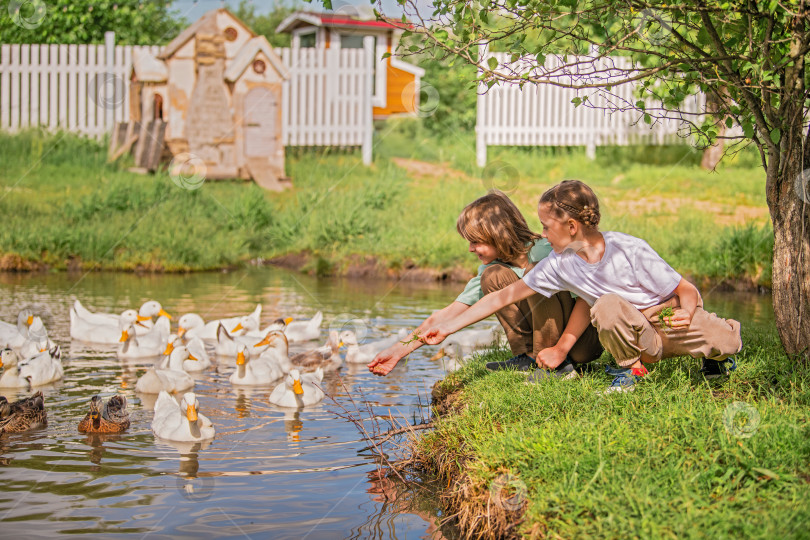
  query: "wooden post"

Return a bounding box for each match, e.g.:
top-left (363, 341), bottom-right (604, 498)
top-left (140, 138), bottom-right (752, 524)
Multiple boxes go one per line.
top-left (104, 31), bottom-right (115, 134)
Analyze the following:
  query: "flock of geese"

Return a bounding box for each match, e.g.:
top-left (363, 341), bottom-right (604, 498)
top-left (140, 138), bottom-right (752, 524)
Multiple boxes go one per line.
top-left (0, 300), bottom-right (503, 444)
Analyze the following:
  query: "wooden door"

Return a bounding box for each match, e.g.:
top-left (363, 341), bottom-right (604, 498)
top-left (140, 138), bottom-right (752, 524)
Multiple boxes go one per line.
top-left (244, 87), bottom-right (280, 158)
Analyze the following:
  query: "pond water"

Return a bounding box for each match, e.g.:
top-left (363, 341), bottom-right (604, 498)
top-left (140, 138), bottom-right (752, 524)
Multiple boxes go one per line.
top-left (0, 268), bottom-right (774, 538)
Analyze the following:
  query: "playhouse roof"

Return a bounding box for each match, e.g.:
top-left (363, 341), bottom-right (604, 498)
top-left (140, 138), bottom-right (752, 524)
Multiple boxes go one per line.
top-left (132, 50), bottom-right (168, 83)
top-left (224, 36), bottom-right (290, 82)
top-left (276, 11), bottom-right (411, 34)
top-left (159, 8), bottom-right (256, 60)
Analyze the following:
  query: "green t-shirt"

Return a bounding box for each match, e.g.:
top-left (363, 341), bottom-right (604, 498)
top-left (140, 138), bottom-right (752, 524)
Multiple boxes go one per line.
top-left (455, 239), bottom-right (553, 306)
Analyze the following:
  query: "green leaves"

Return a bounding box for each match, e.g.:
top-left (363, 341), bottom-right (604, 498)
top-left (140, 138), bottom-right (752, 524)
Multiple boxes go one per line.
top-left (769, 128), bottom-right (781, 144)
top-left (487, 56), bottom-right (499, 71)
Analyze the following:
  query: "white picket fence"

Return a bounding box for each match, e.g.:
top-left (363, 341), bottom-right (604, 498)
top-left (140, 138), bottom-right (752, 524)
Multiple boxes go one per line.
top-left (476, 52), bottom-right (705, 166)
top-left (0, 33), bottom-right (374, 162)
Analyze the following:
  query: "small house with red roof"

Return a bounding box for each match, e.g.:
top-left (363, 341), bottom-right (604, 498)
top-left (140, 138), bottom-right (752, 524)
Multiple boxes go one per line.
top-left (276, 10), bottom-right (425, 119)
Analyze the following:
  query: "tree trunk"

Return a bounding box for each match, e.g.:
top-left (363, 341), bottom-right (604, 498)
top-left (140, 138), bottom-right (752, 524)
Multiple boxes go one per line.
top-left (767, 134), bottom-right (810, 360)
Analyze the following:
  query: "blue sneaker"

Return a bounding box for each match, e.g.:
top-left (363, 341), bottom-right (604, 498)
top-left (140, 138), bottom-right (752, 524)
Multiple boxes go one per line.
top-left (700, 357), bottom-right (737, 379)
top-left (604, 365), bottom-right (648, 393)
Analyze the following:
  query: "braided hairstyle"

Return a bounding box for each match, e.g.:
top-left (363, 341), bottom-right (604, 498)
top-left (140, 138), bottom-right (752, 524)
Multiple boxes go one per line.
top-left (539, 180), bottom-right (601, 229)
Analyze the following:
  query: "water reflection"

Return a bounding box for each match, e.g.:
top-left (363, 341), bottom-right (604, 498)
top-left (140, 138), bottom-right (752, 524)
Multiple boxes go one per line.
top-left (0, 268), bottom-right (773, 537)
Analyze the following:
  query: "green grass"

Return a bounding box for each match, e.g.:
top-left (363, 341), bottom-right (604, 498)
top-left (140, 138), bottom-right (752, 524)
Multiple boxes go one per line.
top-left (419, 325), bottom-right (810, 538)
top-left (0, 127), bottom-right (773, 283)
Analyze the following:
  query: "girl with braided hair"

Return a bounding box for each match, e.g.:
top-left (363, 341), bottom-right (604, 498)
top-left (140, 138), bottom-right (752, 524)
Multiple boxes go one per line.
top-left (421, 180), bottom-right (742, 392)
top-left (368, 189), bottom-right (603, 377)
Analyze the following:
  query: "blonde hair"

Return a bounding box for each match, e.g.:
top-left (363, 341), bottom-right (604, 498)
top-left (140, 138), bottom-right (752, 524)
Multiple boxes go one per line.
top-left (456, 190), bottom-right (541, 263)
top-left (539, 180), bottom-right (600, 229)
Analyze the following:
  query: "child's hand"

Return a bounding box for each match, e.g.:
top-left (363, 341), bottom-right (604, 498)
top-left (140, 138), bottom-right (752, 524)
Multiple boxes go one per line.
top-left (663, 308), bottom-right (693, 330)
top-left (368, 347), bottom-right (402, 376)
top-left (422, 326), bottom-right (449, 346)
top-left (536, 346), bottom-right (566, 369)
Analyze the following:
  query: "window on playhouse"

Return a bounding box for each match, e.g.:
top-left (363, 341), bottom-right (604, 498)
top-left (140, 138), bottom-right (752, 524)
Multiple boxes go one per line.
top-left (299, 31), bottom-right (316, 48)
top-left (339, 34), bottom-right (365, 49)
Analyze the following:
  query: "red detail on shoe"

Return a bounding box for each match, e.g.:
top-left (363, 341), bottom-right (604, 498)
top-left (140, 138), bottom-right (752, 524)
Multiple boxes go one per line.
top-left (631, 366), bottom-right (648, 377)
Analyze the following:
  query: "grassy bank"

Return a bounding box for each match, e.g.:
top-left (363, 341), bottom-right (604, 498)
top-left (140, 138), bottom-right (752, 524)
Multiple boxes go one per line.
top-left (0, 127), bottom-right (772, 286)
top-left (410, 325), bottom-right (810, 538)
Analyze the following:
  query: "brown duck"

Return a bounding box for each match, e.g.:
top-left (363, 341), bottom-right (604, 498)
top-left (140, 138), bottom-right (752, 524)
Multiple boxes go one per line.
top-left (0, 391), bottom-right (47, 434)
top-left (78, 395), bottom-right (130, 433)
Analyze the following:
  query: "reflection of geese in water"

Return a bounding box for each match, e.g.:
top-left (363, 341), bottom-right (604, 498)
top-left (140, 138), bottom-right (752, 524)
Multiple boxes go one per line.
top-left (154, 437), bottom-right (215, 501)
top-left (283, 409), bottom-right (303, 443)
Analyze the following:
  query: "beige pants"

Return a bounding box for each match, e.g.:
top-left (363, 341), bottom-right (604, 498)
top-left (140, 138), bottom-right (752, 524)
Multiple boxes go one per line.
top-left (590, 293), bottom-right (743, 368)
top-left (480, 264), bottom-right (603, 363)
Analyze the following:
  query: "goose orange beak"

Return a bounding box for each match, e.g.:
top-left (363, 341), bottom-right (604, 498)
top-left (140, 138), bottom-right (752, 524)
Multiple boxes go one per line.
top-left (27, 315), bottom-right (33, 326)
top-left (254, 335), bottom-right (272, 347)
top-left (188, 352), bottom-right (198, 361)
top-left (293, 379), bottom-right (304, 395)
top-left (159, 309), bottom-right (172, 320)
top-left (236, 351), bottom-right (245, 365)
top-left (163, 342), bottom-right (174, 355)
top-left (177, 327), bottom-right (187, 338)
top-left (137, 315), bottom-right (151, 322)
top-left (119, 330), bottom-right (130, 342)
top-left (284, 317), bottom-right (293, 324)
top-left (186, 404), bottom-right (198, 422)
top-left (430, 348), bottom-right (446, 361)
top-left (232, 323), bottom-right (243, 333)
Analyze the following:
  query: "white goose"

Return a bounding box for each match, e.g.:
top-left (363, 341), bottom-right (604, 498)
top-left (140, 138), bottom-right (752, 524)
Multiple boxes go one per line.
top-left (0, 309), bottom-right (34, 350)
top-left (435, 325), bottom-right (504, 358)
top-left (70, 307), bottom-right (140, 345)
top-left (229, 343), bottom-right (284, 386)
top-left (285, 311), bottom-right (323, 343)
top-left (177, 304), bottom-right (262, 342)
top-left (163, 334), bottom-right (211, 372)
top-left (268, 368), bottom-right (325, 407)
top-left (0, 346), bottom-right (63, 388)
top-left (152, 391), bottom-right (215, 442)
top-left (214, 323), bottom-right (274, 358)
top-left (117, 317), bottom-right (170, 360)
top-left (230, 315), bottom-right (290, 338)
top-left (135, 345), bottom-right (195, 394)
top-left (70, 300), bottom-right (170, 340)
top-left (18, 317), bottom-right (56, 360)
top-left (340, 328), bottom-right (409, 364)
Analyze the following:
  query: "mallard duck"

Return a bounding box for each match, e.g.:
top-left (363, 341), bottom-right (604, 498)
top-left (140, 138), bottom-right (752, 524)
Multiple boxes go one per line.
top-left (284, 311), bottom-right (323, 343)
top-left (177, 304), bottom-right (262, 342)
top-left (135, 345), bottom-right (195, 394)
top-left (152, 391), bottom-right (215, 442)
top-left (163, 334), bottom-right (211, 372)
top-left (268, 368), bottom-right (325, 407)
top-left (78, 395), bottom-right (130, 433)
top-left (0, 347), bottom-right (63, 388)
top-left (290, 330), bottom-right (343, 371)
top-left (0, 391), bottom-right (47, 434)
top-left (117, 316), bottom-right (170, 360)
top-left (340, 328), bottom-right (409, 364)
top-left (229, 343), bottom-right (284, 386)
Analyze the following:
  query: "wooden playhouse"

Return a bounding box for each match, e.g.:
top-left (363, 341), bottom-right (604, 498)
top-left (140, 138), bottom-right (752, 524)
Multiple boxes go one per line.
top-left (126, 9), bottom-right (290, 191)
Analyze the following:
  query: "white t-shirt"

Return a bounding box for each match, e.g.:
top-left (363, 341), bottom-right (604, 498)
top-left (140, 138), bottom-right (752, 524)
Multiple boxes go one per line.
top-left (522, 231), bottom-right (682, 309)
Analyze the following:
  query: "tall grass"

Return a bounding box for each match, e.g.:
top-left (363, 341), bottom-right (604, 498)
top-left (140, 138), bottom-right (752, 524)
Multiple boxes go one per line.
top-left (0, 128), bottom-right (773, 281)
